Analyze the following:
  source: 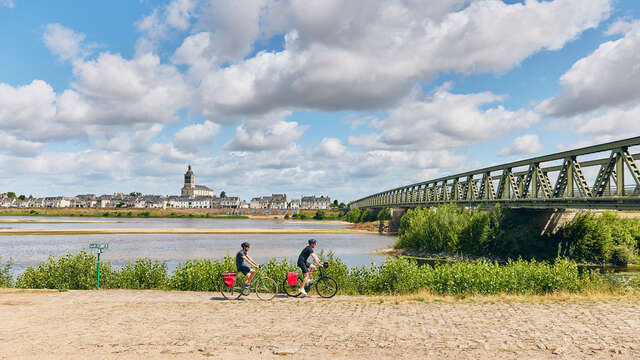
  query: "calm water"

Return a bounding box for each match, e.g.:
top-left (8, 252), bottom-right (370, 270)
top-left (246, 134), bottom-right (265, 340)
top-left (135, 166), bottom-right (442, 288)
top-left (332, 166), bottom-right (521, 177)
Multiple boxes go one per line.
top-left (0, 217), bottom-right (394, 274)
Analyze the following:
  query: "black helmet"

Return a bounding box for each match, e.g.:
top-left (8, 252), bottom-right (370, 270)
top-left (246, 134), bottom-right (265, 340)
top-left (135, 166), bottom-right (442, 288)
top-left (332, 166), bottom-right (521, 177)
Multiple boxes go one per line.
top-left (308, 238), bottom-right (317, 245)
top-left (241, 242), bottom-right (250, 249)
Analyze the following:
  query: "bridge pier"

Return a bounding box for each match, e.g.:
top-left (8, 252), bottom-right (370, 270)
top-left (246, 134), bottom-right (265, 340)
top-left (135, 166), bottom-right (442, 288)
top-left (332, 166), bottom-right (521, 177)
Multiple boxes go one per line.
top-left (387, 208), bottom-right (406, 233)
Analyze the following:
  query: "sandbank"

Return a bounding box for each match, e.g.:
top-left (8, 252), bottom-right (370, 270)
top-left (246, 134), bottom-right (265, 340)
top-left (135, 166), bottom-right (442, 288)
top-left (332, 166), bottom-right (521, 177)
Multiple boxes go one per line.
top-left (0, 227), bottom-right (367, 235)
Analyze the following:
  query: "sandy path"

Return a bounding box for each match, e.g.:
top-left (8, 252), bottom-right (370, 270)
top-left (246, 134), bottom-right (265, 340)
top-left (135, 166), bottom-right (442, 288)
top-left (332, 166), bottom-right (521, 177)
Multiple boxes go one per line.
top-left (0, 289), bottom-right (638, 359)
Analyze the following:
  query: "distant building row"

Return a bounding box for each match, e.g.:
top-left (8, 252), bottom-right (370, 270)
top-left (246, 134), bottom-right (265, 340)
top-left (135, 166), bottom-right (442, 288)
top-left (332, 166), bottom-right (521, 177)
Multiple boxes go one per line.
top-left (249, 194), bottom-right (331, 210)
top-left (1, 165), bottom-right (331, 210)
top-left (0, 194), bottom-right (331, 210)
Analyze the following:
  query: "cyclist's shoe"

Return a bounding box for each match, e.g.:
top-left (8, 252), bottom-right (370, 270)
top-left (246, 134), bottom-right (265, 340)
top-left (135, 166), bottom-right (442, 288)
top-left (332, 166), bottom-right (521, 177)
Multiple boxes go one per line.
top-left (242, 283), bottom-right (251, 295)
top-left (299, 287), bottom-right (307, 296)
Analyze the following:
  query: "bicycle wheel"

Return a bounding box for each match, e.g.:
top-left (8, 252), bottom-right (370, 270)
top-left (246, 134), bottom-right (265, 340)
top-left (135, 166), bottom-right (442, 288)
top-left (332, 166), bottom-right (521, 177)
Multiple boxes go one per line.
top-left (221, 281), bottom-right (242, 300)
top-left (315, 276), bottom-right (338, 298)
top-left (255, 277), bottom-right (278, 301)
top-left (283, 277), bottom-right (303, 297)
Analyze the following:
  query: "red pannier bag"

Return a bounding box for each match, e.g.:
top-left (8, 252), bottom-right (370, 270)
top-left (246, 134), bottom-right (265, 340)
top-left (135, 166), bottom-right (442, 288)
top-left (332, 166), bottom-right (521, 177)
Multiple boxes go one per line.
top-left (287, 272), bottom-right (298, 286)
top-left (223, 272), bottom-right (236, 287)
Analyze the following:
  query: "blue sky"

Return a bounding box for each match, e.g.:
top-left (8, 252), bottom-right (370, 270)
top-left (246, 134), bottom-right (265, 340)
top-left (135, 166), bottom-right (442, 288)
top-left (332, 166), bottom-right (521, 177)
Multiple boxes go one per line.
top-left (1, 0), bottom-right (640, 201)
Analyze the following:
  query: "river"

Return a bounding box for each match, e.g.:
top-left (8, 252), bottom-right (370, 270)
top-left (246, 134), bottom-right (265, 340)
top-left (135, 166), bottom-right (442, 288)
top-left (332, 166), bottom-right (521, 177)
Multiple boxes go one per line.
top-left (0, 216), bottom-right (393, 274)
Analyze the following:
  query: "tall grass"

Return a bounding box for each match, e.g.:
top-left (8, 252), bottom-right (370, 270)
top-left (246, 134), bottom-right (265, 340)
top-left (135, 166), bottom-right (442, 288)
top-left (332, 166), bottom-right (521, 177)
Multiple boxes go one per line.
top-left (116, 258), bottom-right (169, 289)
top-left (5, 251), bottom-right (636, 296)
top-left (0, 257), bottom-right (13, 288)
top-left (16, 251), bottom-right (117, 290)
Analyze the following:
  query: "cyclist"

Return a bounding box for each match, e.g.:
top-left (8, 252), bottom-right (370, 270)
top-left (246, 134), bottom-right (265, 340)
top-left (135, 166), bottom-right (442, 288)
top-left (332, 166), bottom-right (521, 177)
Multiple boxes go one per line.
top-left (297, 238), bottom-right (324, 296)
top-left (236, 242), bottom-right (259, 289)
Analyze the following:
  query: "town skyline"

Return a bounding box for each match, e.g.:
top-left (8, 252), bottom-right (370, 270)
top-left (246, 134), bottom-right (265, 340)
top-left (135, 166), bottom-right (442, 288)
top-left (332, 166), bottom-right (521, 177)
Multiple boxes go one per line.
top-left (1, 1), bottom-right (640, 201)
top-left (1, 164), bottom-right (338, 209)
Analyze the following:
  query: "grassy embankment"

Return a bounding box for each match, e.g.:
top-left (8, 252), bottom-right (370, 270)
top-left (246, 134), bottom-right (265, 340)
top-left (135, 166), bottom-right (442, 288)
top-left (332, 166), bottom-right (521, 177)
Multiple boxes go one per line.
top-left (1, 252), bottom-right (639, 297)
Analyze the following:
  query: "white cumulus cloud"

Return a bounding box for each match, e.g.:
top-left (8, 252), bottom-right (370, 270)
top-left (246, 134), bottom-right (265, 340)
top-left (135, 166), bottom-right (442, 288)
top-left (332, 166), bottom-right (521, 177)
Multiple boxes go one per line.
top-left (317, 138), bottom-right (346, 158)
top-left (499, 134), bottom-right (543, 157)
top-left (537, 20), bottom-right (640, 117)
top-left (349, 87), bottom-right (540, 150)
top-left (173, 120), bottom-right (220, 153)
top-left (181, 0), bottom-right (611, 117)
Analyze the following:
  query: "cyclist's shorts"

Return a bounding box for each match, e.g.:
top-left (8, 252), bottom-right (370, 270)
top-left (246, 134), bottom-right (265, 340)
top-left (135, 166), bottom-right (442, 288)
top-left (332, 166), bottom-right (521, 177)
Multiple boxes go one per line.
top-left (238, 265), bottom-right (251, 275)
top-left (298, 261), bottom-right (311, 274)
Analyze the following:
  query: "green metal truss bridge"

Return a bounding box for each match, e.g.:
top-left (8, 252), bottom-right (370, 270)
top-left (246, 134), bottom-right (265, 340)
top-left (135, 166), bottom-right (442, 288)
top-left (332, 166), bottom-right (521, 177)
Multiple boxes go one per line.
top-left (352, 136), bottom-right (640, 210)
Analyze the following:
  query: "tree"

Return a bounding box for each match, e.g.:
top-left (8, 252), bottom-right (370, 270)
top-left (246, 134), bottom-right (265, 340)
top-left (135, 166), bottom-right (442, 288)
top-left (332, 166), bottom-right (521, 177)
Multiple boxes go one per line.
top-left (220, 191), bottom-right (227, 198)
top-left (18, 195), bottom-right (26, 201)
top-left (129, 192), bottom-right (141, 197)
top-left (377, 208), bottom-right (391, 221)
top-left (314, 210), bottom-right (325, 220)
top-left (7, 192), bottom-right (16, 199)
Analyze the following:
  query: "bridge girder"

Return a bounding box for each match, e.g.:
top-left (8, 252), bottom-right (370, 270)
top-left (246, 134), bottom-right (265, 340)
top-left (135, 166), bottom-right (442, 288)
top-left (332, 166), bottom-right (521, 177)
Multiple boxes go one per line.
top-left (352, 136), bottom-right (640, 210)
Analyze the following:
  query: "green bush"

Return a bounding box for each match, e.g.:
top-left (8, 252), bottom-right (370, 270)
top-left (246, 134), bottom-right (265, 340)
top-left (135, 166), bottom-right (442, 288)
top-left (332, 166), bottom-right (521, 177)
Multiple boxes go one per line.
top-left (0, 257), bottom-right (13, 288)
top-left (16, 251), bottom-right (117, 290)
top-left (298, 213), bottom-right (308, 220)
top-left (395, 204), bottom-right (639, 265)
top-left (609, 246), bottom-right (633, 266)
top-left (169, 257), bottom-right (237, 292)
top-left (284, 214), bottom-right (290, 219)
top-left (344, 208), bottom-right (363, 223)
top-left (377, 208), bottom-right (391, 221)
top-left (314, 210), bottom-right (325, 220)
top-left (116, 258), bottom-right (169, 289)
top-left (557, 213), bottom-right (613, 263)
top-left (396, 204), bottom-right (485, 253)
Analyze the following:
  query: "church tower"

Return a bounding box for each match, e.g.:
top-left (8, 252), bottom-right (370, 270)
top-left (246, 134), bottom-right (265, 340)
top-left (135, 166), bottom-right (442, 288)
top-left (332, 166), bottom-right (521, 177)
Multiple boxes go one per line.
top-left (180, 165), bottom-right (214, 198)
top-left (181, 165), bottom-right (195, 197)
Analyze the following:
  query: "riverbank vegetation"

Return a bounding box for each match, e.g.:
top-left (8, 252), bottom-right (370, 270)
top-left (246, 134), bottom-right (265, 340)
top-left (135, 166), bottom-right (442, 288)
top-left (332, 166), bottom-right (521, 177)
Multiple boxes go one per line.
top-left (395, 204), bottom-right (640, 265)
top-left (0, 207), bottom-right (347, 221)
top-left (3, 251), bottom-right (638, 296)
top-left (344, 207), bottom-right (378, 223)
top-left (0, 258), bottom-right (12, 287)
top-left (0, 207), bottom-right (250, 219)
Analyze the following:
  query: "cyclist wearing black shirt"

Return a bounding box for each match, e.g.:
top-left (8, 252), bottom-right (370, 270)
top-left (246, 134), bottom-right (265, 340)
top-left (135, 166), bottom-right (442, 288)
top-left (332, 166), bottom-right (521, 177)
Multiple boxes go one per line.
top-left (236, 242), bottom-right (259, 288)
top-left (297, 238), bottom-right (324, 296)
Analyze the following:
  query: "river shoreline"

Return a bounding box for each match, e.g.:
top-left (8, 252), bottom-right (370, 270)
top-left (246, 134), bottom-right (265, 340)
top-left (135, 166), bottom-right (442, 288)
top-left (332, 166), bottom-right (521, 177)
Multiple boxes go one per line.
top-left (0, 227), bottom-right (368, 236)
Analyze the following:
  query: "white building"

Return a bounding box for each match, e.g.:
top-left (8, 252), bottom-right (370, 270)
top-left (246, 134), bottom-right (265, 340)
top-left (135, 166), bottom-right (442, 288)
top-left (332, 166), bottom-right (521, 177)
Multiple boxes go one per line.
top-left (288, 199), bottom-right (300, 209)
top-left (43, 197), bottom-right (73, 208)
top-left (220, 197), bottom-right (241, 208)
top-left (269, 194), bottom-right (287, 209)
top-left (167, 196), bottom-right (211, 208)
top-left (300, 195), bottom-right (331, 209)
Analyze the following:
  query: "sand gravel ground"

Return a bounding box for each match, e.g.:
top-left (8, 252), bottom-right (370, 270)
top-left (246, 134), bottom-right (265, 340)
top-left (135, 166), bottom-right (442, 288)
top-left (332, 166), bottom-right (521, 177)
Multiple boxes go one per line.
top-left (0, 289), bottom-right (638, 359)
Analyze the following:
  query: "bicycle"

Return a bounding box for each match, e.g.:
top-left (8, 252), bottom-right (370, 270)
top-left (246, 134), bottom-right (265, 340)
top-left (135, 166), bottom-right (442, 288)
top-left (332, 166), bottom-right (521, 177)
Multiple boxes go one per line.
top-left (283, 262), bottom-right (338, 298)
top-left (221, 267), bottom-right (278, 300)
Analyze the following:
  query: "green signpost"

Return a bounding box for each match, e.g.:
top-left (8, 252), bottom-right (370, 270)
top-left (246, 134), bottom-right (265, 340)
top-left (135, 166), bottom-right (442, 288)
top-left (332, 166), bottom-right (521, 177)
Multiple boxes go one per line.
top-left (89, 243), bottom-right (109, 290)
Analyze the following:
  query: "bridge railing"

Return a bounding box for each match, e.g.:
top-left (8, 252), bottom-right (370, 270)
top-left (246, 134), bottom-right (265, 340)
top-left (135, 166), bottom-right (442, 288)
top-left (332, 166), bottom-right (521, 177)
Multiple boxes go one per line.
top-left (352, 136), bottom-right (640, 210)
